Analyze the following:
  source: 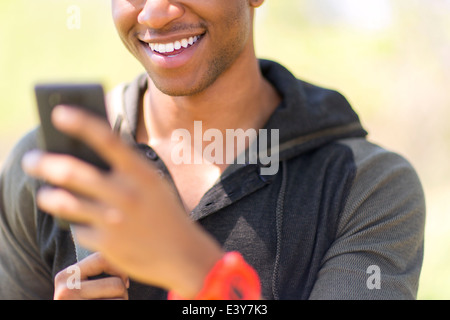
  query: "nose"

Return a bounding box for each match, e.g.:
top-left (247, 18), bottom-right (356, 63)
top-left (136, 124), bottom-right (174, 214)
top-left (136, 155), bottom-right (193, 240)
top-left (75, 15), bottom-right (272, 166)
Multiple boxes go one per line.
top-left (137, 0), bottom-right (184, 29)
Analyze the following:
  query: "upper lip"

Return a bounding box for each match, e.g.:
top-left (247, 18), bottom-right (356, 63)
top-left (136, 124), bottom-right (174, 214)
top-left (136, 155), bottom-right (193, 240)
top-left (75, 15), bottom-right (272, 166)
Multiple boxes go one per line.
top-left (139, 32), bottom-right (206, 44)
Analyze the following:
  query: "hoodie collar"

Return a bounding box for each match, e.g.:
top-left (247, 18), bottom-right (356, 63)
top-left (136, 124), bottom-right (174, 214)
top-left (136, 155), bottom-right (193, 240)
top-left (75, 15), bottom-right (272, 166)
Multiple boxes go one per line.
top-left (113, 59), bottom-right (367, 162)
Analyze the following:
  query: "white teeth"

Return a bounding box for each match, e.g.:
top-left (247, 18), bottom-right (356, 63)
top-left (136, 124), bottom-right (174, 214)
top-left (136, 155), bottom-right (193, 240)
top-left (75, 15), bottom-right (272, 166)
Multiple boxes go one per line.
top-left (150, 35), bottom-right (201, 54)
top-left (165, 43), bottom-right (174, 53)
top-left (158, 43), bottom-right (166, 53)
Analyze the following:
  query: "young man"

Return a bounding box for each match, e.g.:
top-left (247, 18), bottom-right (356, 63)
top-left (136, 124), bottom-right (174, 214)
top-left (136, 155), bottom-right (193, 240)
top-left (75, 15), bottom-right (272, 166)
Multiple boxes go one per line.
top-left (0, 0), bottom-right (425, 300)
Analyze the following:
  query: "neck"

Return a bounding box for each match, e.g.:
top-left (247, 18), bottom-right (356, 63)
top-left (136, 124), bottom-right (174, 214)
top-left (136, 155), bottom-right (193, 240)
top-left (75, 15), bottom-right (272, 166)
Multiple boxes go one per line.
top-left (137, 47), bottom-right (280, 149)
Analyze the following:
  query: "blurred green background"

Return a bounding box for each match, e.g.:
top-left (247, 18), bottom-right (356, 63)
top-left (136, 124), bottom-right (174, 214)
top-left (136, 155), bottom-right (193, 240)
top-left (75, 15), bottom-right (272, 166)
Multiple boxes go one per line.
top-left (1, 0), bottom-right (449, 299)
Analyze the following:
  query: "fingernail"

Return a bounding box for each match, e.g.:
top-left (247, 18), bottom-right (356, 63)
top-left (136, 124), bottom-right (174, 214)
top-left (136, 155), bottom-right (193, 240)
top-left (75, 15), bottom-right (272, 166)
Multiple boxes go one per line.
top-left (22, 150), bottom-right (43, 172)
top-left (36, 187), bottom-right (54, 204)
top-left (53, 105), bottom-right (76, 126)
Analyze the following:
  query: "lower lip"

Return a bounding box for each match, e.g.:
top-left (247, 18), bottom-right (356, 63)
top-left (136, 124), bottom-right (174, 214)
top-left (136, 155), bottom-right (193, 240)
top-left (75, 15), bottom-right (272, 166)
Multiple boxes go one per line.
top-left (143, 35), bottom-right (204, 70)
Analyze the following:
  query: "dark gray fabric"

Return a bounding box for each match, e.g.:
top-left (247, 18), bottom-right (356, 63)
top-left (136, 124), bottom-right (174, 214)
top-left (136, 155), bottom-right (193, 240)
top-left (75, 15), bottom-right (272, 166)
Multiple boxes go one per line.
top-left (309, 138), bottom-right (425, 299)
top-left (0, 130), bottom-right (76, 299)
top-left (0, 60), bottom-right (425, 299)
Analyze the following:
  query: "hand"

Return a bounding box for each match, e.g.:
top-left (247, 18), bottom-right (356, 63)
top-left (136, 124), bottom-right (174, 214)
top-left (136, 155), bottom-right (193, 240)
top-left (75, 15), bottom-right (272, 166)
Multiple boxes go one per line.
top-left (54, 252), bottom-right (129, 300)
top-left (22, 105), bottom-right (224, 299)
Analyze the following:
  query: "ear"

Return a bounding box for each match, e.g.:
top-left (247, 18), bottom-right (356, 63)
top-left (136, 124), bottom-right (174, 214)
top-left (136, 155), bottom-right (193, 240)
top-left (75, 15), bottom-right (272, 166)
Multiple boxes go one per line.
top-left (249, 0), bottom-right (265, 8)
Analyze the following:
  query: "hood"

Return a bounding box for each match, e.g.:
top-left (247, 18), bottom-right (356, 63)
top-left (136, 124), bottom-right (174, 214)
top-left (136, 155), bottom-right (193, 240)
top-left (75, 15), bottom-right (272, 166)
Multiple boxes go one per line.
top-left (259, 59), bottom-right (367, 162)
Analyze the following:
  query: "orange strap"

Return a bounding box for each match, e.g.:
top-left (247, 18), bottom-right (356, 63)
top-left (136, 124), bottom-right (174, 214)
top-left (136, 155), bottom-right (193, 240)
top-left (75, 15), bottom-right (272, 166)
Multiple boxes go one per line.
top-left (167, 251), bottom-right (261, 300)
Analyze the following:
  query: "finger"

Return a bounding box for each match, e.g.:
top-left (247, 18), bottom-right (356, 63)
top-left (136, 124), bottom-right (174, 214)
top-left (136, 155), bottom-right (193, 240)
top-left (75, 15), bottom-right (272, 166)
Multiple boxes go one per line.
top-left (22, 149), bottom-right (111, 199)
top-left (79, 277), bottom-right (128, 300)
top-left (22, 150), bottom-right (132, 210)
top-left (36, 186), bottom-right (111, 226)
top-left (70, 229), bottom-right (130, 289)
top-left (51, 105), bottom-right (143, 172)
top-left (77, 252), bottom-right (128, 282)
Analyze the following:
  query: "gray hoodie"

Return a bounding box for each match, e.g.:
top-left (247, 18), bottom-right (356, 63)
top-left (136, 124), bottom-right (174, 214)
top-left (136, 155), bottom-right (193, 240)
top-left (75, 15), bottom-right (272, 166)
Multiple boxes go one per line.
top-left (0, 60), bottom-right (425, 300)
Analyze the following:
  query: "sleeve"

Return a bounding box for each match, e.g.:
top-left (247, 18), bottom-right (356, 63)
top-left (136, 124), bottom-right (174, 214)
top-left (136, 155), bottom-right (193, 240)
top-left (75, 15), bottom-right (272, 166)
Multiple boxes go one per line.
top-left (309, 138), bottom-right (426, 300)
top-left (0, 129), bottom-right (54, 299)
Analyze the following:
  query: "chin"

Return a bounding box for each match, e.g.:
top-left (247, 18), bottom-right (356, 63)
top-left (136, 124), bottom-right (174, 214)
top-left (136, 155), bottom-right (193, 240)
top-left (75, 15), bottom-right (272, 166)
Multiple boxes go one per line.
top-left (147, 67), bottom-right (221, 97)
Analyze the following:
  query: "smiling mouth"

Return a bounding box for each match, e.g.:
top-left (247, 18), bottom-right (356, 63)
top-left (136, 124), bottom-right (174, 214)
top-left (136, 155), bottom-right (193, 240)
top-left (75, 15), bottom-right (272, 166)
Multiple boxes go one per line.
top-left (146, 33), bottom-right (205, 57)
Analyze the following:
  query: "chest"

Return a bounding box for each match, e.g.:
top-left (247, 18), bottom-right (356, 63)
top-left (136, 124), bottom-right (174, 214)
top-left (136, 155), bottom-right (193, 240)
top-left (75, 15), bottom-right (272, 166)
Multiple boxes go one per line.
top-left (167, 163), bottom-right (224, 213)
top-left (153, 143), bottom-right (231, 212)
top-left (44, 148), bottom-right (354, 300)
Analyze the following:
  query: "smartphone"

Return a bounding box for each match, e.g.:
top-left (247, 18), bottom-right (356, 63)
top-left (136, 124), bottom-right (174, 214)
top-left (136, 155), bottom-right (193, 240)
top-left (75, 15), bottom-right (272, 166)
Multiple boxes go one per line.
top-left (35, 83), bottom-right (110, 170)
top-left (34, 83), bottom-right (110, 229)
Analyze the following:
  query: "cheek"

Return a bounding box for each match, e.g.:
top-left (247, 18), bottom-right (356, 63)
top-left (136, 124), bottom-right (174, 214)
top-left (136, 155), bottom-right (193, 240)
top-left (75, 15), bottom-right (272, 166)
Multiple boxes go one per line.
top-left (208, 2), bottom-right (252, 51)
top-left (213, 1), bottom-right (251, 34)
top-left (111, 0), bottom-right (140, 37)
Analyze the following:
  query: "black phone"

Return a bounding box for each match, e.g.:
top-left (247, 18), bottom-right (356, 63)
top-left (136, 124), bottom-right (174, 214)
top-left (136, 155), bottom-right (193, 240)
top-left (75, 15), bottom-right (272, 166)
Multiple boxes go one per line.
top-left (35, 83), bottom-right (110, 170)
top-left (34, 83), bottom-right (110, 229)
